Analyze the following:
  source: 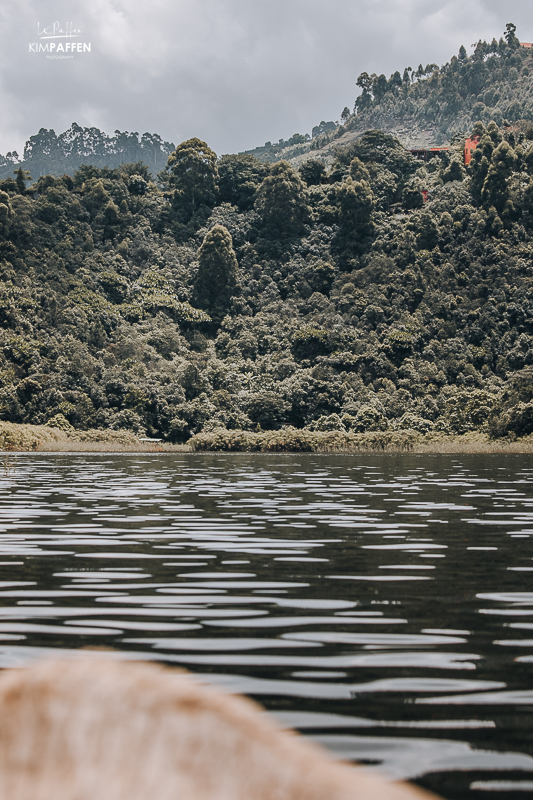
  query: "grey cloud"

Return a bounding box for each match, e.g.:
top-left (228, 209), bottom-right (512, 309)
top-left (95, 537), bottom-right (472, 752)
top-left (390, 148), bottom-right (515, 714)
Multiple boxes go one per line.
top-left (0, 0), bottom-right (531, 158)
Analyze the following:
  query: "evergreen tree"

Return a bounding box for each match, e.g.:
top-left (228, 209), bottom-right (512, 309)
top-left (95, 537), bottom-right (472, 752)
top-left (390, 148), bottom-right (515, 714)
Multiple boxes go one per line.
top-left (14, 168), bottom-right (31, 194)
top-left (335, 177), bottom-right (374, 262)
top-left (193, 224), bottom-right (238, 322)
top-left (355, 72), bottom-right (373, 112)
top-left (470, 124), bottom-right (501, 202)
top-left (166, 138), bottom-right (218, 219)
top-left (255, 161), bottom-right (310, 240)
top-left (504, 22), bottom-right (520, 49)
top-left (390, 71), bottom-right (402, 91)
top-left (349, 157), bottom-right (371, 182)
top-left (481, 140), bottom-right (517, 213)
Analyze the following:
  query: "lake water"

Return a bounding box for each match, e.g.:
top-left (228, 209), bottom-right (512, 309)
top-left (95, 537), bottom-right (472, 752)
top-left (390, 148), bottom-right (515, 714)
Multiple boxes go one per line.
top-left (0, 452), bottom-right (533, 799)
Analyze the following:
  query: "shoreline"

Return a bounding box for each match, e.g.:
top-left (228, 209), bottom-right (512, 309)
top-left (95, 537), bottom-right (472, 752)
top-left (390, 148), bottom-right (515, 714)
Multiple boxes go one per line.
top-left (0, 422), bottom-right (532, 454)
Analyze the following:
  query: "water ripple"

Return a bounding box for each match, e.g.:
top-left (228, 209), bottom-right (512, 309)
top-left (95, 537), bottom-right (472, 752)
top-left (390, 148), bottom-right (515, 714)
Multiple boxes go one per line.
top-left (0, 453), bottom-right (532, 799)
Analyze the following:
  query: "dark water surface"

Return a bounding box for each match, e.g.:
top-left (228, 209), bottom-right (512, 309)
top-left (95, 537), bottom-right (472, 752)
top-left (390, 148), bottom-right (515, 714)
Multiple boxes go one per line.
top-left (1, 452), bottom-right (533, 798)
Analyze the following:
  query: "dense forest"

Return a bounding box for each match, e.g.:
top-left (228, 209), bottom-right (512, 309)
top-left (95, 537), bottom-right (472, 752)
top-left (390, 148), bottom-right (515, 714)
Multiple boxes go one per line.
top-left (0, 26), bottom-right (532, 444)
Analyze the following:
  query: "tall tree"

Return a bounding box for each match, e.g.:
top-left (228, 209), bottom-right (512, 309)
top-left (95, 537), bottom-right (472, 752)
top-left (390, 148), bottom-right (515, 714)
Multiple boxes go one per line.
top-left (335, 177), bottom-right (374, 263)
top-left (217, 154), bottom-right (268, 211)
top-left (504, 22), bottom-right (520, 49)
top-left (255, 161), bottom-right (310, 240)
top-left (14, 168), bottom-right (31, 194)
top-left (193, 224), bottom-right (238, 322)
top-left (481, 140), bottom-right (517, 214)
top-left (166, 138), bottom-right (218, 219)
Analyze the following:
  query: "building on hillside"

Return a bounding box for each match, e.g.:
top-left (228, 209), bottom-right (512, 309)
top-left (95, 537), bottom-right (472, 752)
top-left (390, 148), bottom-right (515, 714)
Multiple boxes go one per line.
top-left (410, 147), bottom-right (449, 161)
top-left (464, 136), bottom-right (480, 166)
top-left (520, 42), bottom-right (532, 48)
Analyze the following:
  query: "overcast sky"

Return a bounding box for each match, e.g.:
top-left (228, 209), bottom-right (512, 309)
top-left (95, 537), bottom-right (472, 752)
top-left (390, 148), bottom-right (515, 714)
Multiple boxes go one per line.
top-left (1, 0), bottom-right (532, 158)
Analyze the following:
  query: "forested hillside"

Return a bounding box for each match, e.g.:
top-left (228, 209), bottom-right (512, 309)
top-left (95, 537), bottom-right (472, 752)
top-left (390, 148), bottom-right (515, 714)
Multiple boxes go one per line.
top-left (343, 22), bottom-right (533, 147)
top-left (244, 22), bottom-right (533, 166)
top-left (0, 106), bottom-right (532, 444)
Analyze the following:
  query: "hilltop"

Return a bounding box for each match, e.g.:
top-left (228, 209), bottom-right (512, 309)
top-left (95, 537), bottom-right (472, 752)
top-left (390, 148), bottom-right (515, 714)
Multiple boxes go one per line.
top-left (244, 22), bottom-right (533, 167)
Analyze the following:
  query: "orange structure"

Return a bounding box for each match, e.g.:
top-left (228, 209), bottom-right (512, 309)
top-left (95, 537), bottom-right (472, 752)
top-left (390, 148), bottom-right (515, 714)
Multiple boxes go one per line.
top-left (410, 147), bottom-right (449, 161)
top-left (521, 42), bottom-right (532, 48)
top-left (464, 136), bottom-right (479, 166)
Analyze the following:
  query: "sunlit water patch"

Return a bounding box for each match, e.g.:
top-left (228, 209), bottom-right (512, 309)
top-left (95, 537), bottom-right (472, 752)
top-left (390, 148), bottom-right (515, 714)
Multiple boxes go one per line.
top-left (0, 452), bottom-right (532, 800)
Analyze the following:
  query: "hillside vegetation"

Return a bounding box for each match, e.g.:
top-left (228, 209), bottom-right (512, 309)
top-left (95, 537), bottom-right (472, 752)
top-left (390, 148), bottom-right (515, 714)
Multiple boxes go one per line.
top-left (344, 22), bottom-right (533, 146)
top-left (0, 28), bottom-right (532, 444)
top-left (245, 22), bottom-right (533, 164)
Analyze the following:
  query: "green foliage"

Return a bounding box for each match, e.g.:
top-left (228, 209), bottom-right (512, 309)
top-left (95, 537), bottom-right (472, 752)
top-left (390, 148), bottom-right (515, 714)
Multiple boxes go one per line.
top-left (335, 177), bottom-right (374, 261)
top-left (45, 413), bottom-right (74, 432)
top-left (481, 140), bottom-right (517, 213)
top-left (292, 327), bottom-right (332, 359)
top-left (128, 174), bottom-right (149, 196)
top-left (0, 196), bottom-right (12, 236)
top-left (245, 390), bottom-right (289, 430)
top-left (14, 168), bottom-right (31, 195)
top-left (0, 125), bottom-right (174, 182)
top-left (217, 154), bottom-right (268, 210)
top-left (443, 389), bottom-right (499, 434)
top-left (339, 130), bottom-right (417, 179)
top-left (189, 427), bottom-right (420, 452)
top-left (0, 65), bottom-right (532, 445)
top-left (299, 160), bottom-right (326, 186)
top-left (193, 224), bottom-right (238, 321)
top-left (347, 24), bottom-right (531, 145)
top-left (349, 157), bottom-right (371, 182)
top-left (441, 156), bottom-right (464, 184)
top-left (255, 161), bottom-right (310, 240)
top-left (402, 186), bottom-right (424, 209)
top-left (166, 138), bottom-right (218, 218)
top-left (346, 404), bottom-right (388, 432)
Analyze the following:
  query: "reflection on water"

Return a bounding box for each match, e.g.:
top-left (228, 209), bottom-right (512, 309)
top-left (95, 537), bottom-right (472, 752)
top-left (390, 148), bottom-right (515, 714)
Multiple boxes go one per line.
top-left (0, 452), bottom-right (532, 799)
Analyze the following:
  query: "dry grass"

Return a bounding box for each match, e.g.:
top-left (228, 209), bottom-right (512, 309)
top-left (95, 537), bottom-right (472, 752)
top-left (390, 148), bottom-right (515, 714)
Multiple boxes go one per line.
top-left (37, 439), bottom-right (191, 453)
top-left (0, 422), bottom-right (189, 453)
top-left (413, 432), bottom-right (533, 454)
top-left (189, 427), bottom-right (533, 454)
top-left (0, 421), bottom-right (68, 451)
top-left (38, 441), bottom-right (190, 453)
top-left (1, 421), bottom-right (532, 454)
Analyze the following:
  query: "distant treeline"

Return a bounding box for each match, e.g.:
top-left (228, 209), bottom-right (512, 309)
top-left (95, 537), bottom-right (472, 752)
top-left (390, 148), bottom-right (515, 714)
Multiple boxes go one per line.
top-left (0, 124), bottom-right (175, 182)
